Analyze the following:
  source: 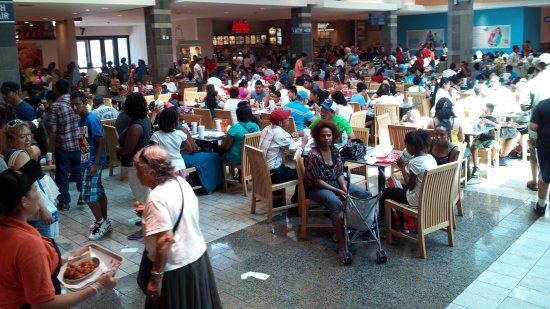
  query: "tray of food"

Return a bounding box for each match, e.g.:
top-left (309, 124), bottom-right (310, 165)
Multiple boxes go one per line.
top-left (58, 244), bottom-right (123, 290)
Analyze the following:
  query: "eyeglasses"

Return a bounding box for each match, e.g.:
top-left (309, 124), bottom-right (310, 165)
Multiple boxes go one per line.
top-left (7, 119), bottom-right (22, 127)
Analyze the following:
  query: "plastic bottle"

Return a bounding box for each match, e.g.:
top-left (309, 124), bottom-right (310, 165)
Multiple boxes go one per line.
top-left (341, 131), bottom-right (348, 145)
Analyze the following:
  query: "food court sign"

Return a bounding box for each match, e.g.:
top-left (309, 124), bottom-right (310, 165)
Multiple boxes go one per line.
top-left (0, 0), bottom-right (14, 23)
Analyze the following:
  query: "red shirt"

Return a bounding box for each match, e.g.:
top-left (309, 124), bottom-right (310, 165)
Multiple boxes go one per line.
top-left (371, 74), bottom-right (385, 83)
top-left (0, 216), bottom-right (58, 308)
top-left (396, 51), bottom-right (403, 63)
top-left (420, 48), bottom-right (431, 59)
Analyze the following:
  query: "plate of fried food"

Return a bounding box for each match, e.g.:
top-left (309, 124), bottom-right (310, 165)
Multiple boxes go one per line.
top-left (63, 257), bottom-right (101, 284)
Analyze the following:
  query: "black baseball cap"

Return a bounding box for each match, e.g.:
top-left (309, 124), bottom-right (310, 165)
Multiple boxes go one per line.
top-left (0, 160), bottom-right (41, 215)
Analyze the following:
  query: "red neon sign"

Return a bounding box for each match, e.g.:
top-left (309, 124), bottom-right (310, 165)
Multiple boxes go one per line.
top-left (231, 20), bottom-right (249, 33)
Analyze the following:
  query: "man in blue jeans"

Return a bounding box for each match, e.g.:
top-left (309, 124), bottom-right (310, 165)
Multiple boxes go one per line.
top-left (47, 79), bottom-right (82, 210)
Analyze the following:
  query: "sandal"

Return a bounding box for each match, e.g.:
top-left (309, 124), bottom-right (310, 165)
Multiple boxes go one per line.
top-left (526, 180), bottom-right (538, 191)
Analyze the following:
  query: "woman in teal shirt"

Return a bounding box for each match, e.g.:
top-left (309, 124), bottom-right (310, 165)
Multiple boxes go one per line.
top-left (200, 85), bottom-right (223, 118)
top-left (222, 104), bottom-right (260, 165)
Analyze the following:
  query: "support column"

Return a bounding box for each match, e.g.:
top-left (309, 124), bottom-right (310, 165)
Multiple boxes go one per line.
top-left (447, 0), bottom-right (473, 65)
top-left (143, 0), bottom-right (174, 82)
top-left (381, 11), bottom-right (397, 53)
top-left (0, 0), bottom-right (19, 89)
top-left (290, 5), bottom-right (313, 63)
top-left (55, 20), bottom-right (78, 73)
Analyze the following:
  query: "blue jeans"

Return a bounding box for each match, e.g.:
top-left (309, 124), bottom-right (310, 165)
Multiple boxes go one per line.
top-left (55, 149), bottom-right (82, 205)
top-left (308, 181), bottom-right (371, 213)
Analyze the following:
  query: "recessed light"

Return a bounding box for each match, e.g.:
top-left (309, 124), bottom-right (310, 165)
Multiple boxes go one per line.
top-left (101, 7), bottom-right (109, 10)
top-left (117, 14), bottom-right (123, 17)
top-left (73, 12), bottom-right (78, 15)
top-left (85, 9), bottom-right (90, 12)
top-left (260, 7), bottom-right (265, 10)
top-left (41, 17), bottom-right (48, 20)
top-left (224, 12), bottom-right (229, 14)
top-left (24, 21), bottom-right (29, 23)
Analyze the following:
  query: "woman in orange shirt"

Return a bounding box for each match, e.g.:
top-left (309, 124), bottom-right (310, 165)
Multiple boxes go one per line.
top-left (0, 160), bottom-right (118, 309)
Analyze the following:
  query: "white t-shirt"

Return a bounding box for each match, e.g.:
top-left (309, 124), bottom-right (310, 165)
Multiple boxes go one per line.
top-left (143, 177), bottom-right (206, 271)
top-left (335, 59), bottom-right (345, 68)
top-left (162, 81), bottom-right (178, 93)
top-left (150, 130), bottom-right (187, 171)
top-left (442, 69), bottom-right (457, 78)
top-left (193, 63), bottom-right (203, 81)
top-left (407, 85), bottom-right (426, 93)
top-left (224, 98), bottom-right (240, 124)
top-left (336, 104), bottom-right (353, 122)
top-left (405, 154), bottom-right (437, 207)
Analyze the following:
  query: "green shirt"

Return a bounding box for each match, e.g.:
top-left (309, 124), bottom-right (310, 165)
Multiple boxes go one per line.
top-left (223, 121), bottom-right (260, 165)
top-left (309, 114), bottom-right (353, 136)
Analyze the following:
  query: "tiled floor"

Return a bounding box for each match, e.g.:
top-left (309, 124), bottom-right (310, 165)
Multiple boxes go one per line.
top-left (54, 157), bottom-right (550, 308)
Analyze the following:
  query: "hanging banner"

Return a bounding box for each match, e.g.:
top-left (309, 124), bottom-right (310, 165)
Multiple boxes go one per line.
top-left (472, 25), bottom-right (511, 49)
top-left (406, 29), bottom-right (445, 50)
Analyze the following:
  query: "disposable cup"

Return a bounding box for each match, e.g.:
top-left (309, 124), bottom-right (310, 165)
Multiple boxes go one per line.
top-left (197, 125), bottom-right (205, 139)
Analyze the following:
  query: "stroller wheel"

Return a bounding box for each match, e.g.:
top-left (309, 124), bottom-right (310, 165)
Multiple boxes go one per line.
top-left (340, 250), bottom-right (353, 266)
top-left (376, 250), bottom-right (387, 264)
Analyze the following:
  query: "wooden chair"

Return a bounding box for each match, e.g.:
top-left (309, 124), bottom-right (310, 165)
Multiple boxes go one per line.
top-left (395, 84), bottom-right (405, 93)
top-left (521, 133), bottom-right (529, 162)
top-left (143, 95), bottom-right (155, 104)
top-left (101, 119), bottom-right (116, 127)
top-left (260, 112), bottom-right (271, 121)
top-left (223, 132), bottom-right (261, 197)
top-left (349, 110), bottom-right (367, 128)
top-left (214, 109), bottom-right (234, 124)
top-left (314, 81), bottom-right (325, 89)
top-left (294, 147), bottom-right (332, 239)
top-left (286, 117), bottom-right (297, 135)
top-left (183, 114), bottom-right (202, 125)
top-left (385, 161), bottom-right (459, 259)
top-left (388, 124), bottom-right (416, 151)
top-left (374, 103), bottom-right (399, 143)
top-left (404, 92), bottom-right (428, 116)
top-left (346, 127), bottom-right (370, 190)
top-left (185, 167), bottom-right (203, 190)
top-left (102, 125), bottom-right (125, 180)
top-left (246, 145), bottom-right (299, 223)
top-left (193, 108), bottom-right (214, 130)
top-left (375, 113), bottom-right (391, 146)
top-left (157, 93), bottom-right (171, 102)
top-left (370, 82), bottom-right (381, 91)
top-left (349, 102), bottom-right (361, 113)
top-left (260, 119), bottom-right (271, 130)
top-left (184, 86), bottom-right (198, 93)
top-left (103, 98), bottom-right (113, 108)
top-left (477, 127), bottom-right (501, 178)
top-left (451, 144), bottom-right (467, 229)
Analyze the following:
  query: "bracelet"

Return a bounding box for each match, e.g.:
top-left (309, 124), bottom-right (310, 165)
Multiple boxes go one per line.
top-left (90, 284), bottom-right (99, 295)
top-left (151, 271), bottom-right (164, 276)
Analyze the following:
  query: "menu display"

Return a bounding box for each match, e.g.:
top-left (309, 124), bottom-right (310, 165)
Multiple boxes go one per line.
top-left (213, 28), bottom-right (282, 46)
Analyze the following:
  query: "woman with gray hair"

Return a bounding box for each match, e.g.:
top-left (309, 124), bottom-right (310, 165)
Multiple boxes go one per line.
top-left (133, 145), bottom-right (221, 309)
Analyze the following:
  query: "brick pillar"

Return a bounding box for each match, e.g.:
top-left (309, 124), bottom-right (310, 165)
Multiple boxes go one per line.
top-left (0, 0), bottom-right (19, 91)
top-left (143, 0), bottom-right (174, 83)
top-left (381, 11), bottom-right (397, 53)
top-left (447, 0), bottom-right (473, 65)
top-left (290, 5), bottom-right (313, 63)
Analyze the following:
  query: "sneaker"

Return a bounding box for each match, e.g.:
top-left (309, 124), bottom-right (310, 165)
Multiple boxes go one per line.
top-left (499, 156), bottom-right (509, 166)
top-left (127, 230), bottom-right (143, 241)
top-left (77, 196), bottom-right (85, 205)
top-left (89, 219), bottom-right (112, 241)
top-left (526, 180), bottom-right (538, 191)
top-left (535, 203), bottom-right (547, 215)
top-left (57, 202), bottom-right (70, 211)
top-left (471, 166), bottom-right (480, 178)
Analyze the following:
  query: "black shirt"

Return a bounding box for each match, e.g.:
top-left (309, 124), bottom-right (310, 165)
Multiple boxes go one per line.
top-left (531, 98), bottom-right (550, 151)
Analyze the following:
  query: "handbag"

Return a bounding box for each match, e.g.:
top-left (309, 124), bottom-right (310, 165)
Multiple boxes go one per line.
top-left (137, 179), bottom-right (185, 293)
top-left (339, 139), bottom-right (367, 161)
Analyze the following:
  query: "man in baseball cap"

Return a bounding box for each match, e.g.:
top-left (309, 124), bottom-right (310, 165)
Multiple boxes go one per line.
top-left (282, 88), bottom-right (315, 131)
top-left (0, 160), bottom-right (42, 216)
top-left (309, 99), bottom-right (355, 140)
top-left (260, 109), bottom-right (308, 206)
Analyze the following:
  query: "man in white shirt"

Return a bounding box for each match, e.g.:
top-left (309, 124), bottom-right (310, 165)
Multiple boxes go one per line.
top-left (91, 96), bottom-right (119, 120)
top-left (442, 63), bottom-right (457, 78)
top-left (507, 45), bottom-right (520, 75)
top-left (259, 109), bottom-right (307, 204)
top-left (162, 75), bottom-right (178, 93)
top-left (86, 63), bottom-right (98, 87)
top-left (193, 58), bottom-right (205, 91)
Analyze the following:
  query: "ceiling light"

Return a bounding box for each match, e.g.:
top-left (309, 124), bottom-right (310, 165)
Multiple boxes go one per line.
top-left (41, 17), bottom-right (48, 20)
top-left (117, 14), bottom-right (123, 17)
top-left (101, 7), bottom-right (109, 10)
top-left (260, 8), bottom-right (265, 10)
top-left (224, 12), bottom-right (229, 14)
top-left (74, 17), bottom-right (83, 23)
top-left (24, 21), bottom-right (29, 23)
top-left (85, 9), bottom-right (90, 12)
top-left (73, 12), bottom-right (78, 15)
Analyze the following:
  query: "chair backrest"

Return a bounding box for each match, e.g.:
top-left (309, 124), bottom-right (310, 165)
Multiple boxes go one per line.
top-left (103, 98), bottom-right (113, 107)
top-left (260, 119), bottom-right (271, 130)
top-left (314, 81), bottom-right (324, 89)
top-left (404, 92), bottom-right (426, 104)
top-left (241, 132), bottom-right (262, 180)
top-left (102, 125), bottom-right (121, 165)
top-left (450, 143), bottom-right (467, 202)
top-left (370, 82), bottom-right (381, 91)
top-left (185, 86), bottom-right (198, 93)
top-left (245, 145), bottom-right (272, 200)
top-left (183, 91), bottom-right (206, 106)
top-left (193, 108), bottom-right (214, 129)
top-left (352, 127), bottom-right (370, 146)
top-left (374, 103), bottom-right (400, 124)
top-left (260, 112), bottom-right (271, 120)
top-left (349, 110), bottom-right (367, 128)
top-left (388, 124), bottom-right (416, 150)
top-left (293, 147), bottom-right (308, 204)
top-left (417, 161), bottom-right (460, 231)
top-left (214, 109), bottom-right (233, 124)
top-left (287, 117), bottom-right (297, 134)
top-left (143, 95), bottom-right (155, 104)
top-left (349, 102), bottom-right (361, 113)
top-left (376, 113), bottom-right (391, 146)
top-left (395, 84), bottom-right (405, 93)
top-left (184, 114), bottom-right (202, 125)
top-left (157, 93), bottom-right (171, 102)
top-left (101, 119), bottom-right (116, 127)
